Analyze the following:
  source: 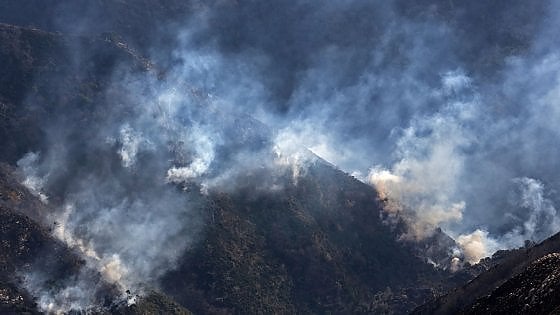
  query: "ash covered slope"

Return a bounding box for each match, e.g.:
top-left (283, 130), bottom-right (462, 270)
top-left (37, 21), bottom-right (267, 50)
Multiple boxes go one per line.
top-left (0, 22), bottom-right (465, 314)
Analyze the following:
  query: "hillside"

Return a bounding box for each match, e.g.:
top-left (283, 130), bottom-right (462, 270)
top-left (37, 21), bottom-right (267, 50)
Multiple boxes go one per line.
top-left (0, 163), bottom-right (192, 314)
top-left (1, 2), bottom-right (558, 314)
top-left (464, 253), bottom-right (560, 314)
top-left (414, 232), bottom-right (560, 314)
top-left (0, 22), bottom-right (468, 314)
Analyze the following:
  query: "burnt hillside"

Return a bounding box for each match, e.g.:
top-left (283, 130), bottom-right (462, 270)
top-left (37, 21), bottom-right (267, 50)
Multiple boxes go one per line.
top-left (0, 22), bottom-right (465, 314)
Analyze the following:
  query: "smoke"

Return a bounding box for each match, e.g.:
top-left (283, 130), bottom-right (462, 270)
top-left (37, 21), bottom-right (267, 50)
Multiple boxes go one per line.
top-left (23, 270), bottom-right (104, 315)
top-left (358, 4), bottom-right (560, 261)
top-left (14, 62), bottom-right (215, 311)
top-left (116, 123), bottom-right (153, 168)
top-left (16, 152), bottom-right (49, 204)
top-left (166, 125), bottom-right (216, 184)
top-left (9, 0), bottom-right (560, 306)
top-left (455, 230), bottom-right (498, 265)
top-left (499, 177), bottom-right (560, 247)
top-left (164, 2), bottom-right (560, 265)
top-left (366, 70), bottom-right (476, 240)
top-left (365, 51), bottom-right (560, 262)
top-left (450, 177), bottom-right (560, 265)
top-left (17, 149), bottom-right (203, 312)
top-left (13, 13), bottom-right (317, 311)
top-left (272, 126), bottom-right (321, 185)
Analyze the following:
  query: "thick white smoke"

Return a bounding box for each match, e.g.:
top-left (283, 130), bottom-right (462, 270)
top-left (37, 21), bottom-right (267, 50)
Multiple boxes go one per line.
top-left (15, 29), bottom-right (320, 312)
top-left (162, 1), bottom-right (560, 268)
top-left (367, 70), bottom-right (474, 241)
top-left (23, 271), bottom-right (103, 315)
top-left (455, 230), bottom-right (498, 265)
top-left (13, 2), bottom-right (560, 309)
top-left (366, 66), bottom-right (560, 264)
top-left (16, 152), bottom-right (49, 204)
top-left (166, 125), bottom-right (216, 185)
top-left (117, 123), bottom-right (153, 168)
top-left (272, 126), bottom-right (320, 185)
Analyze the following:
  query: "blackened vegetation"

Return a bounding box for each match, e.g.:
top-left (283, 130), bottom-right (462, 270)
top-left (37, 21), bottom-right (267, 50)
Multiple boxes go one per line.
top-left (0, 23), bottom-right (465, 313)
top-left (1, 2), bottom-right (560, 315)
top-left (162, 163), bottom-right (462, 314)
top-left (0, 162), bottom-right (191, 314)
top-left (414, 232), bottom-right (560, 315)
top-left (465, 253), bottom-right (560, 315)
top-left (0, 23), bottom-right (149, 165)
top-left (0, 206), bottom-right (70, 314)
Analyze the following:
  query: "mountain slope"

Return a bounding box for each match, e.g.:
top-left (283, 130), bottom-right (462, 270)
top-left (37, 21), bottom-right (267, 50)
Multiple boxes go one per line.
top-left (162, 163), bottom-right (458, 314)
top-left (4, 3), bottom-right (560, 315)
top-left (0, 162), bottom-right (195, 314)
top-left (414, 232), bottom-right (560, 314)
top-left (464, 253), bottom-right (560, 315)
top-left (0, 22), bottom-right (470, 314)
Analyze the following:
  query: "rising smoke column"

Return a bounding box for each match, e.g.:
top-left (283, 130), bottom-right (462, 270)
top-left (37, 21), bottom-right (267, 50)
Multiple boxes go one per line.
top-left (367, 70), bottom-right (475, 240)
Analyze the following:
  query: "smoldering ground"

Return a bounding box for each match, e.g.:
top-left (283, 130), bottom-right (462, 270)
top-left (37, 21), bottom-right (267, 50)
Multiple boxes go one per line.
top-left (10, 0), bottom-right (560, 311)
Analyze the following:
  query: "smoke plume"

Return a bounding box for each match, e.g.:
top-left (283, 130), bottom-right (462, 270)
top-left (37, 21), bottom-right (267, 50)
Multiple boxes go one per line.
top-left (10, 0), bottom-right (560, 309)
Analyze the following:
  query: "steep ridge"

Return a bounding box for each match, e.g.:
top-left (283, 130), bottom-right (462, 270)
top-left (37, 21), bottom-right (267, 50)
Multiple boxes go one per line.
top-left (464, 253), bottom-right (560, 314)
top-left (0, 156), bottom-right (459, 314)
top-left (0, 163), bottom-right (194, 314)
top-left (413, 232), bottom-right (560, 314)
top-left (0, 23), bottom-right (468, 314)
top-left (2, 3), bottom-right (558, 315)
top-left (161, 162), bottom-right (460, 314)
